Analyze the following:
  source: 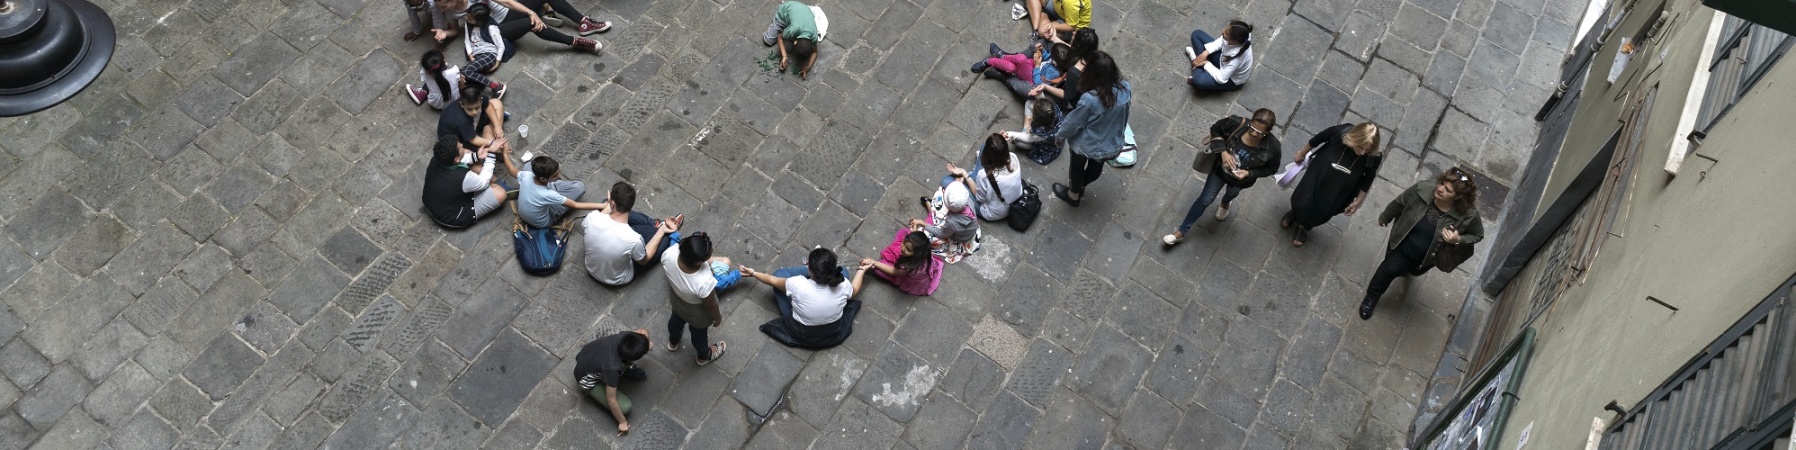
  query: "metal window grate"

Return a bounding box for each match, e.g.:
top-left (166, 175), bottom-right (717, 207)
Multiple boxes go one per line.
top-left (1698, 15), bottom-right (1794, 132)
top-left (1599, 275), bottom-right (1796, 449)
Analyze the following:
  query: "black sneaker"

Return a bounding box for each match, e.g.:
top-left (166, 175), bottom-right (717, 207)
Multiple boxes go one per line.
top-left (989, 42), bottom-right (1003, 58)
top-left (970, 60), bottom-right (990, 73)
top-left (623, 366), bottom-right (647, 381)
top-left (1358, 296), bottom-right (1377, 320)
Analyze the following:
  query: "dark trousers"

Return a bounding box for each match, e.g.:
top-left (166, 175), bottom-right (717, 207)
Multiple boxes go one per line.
top-left (516, 0), bottom-right (588, 22)
top-left (627, 211), bottom-right (674, 277)
top-left (666, 315), bottom-right (712, 359)
top-left (498, 11), bottom-right (575, 45)
top-left (1176, 173), bottom-right (1243, 233)
top-left (1067, 153), bottom-right (1106, 195)
top-left (1188, 29), bottom-right (1243, 91)
top-left (1365, 249), bottom-right (1433, 302)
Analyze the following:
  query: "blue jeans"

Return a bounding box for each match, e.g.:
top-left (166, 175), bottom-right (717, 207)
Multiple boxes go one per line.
top-left (770, 266), bottom-right (851, 320)
top-left (1188, 29), bottom-right (1242, 92)
top-left (1177, 173), bottom-right (1243, 233)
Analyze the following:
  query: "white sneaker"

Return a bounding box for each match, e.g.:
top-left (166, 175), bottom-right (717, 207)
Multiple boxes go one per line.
top-left (1162, 233), bottom-right (1183, 245)
top-left (1010, 3), bottom-right (1027, 20)
top-left (1185, 46), bottom-right (1198, 62)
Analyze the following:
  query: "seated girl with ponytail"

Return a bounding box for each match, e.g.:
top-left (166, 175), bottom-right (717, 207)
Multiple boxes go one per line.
top-left (1185, 20), bottom-right (1256, 92)
top-left (407, 50), bottom-right (464, 109)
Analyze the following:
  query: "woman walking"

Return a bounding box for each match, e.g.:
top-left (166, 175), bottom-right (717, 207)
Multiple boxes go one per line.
top-left (1162, 108), bottom-right (1281, 245)
top-left (1361, 167), bottom-right (1484, 320)
top-left (1283, 122), bottom-right (1383, 247)
top-left (1042, 51), bottom-right (1131, 207)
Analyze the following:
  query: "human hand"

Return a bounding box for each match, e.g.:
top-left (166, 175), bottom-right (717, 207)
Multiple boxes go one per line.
top-left (433, 29), bottom-right (451, 41)
top-left (779, 55), bottom-right (789, 72)
top-left (799, 66), bottom-right (810, 80)
top-left (1028, 85), bottom-right (1046, 96)
top-left (1378, 218), bottom-right (1390, 227)
top-left (739, 266), bottom-right (757, 278)
top-left (1231, 168), bottom-right (1248, 179)
top-left (1344, 202), bottom-right (1361, 216)
top-left (858, 259), bottom-right (875, 271)
top-left (661, 214), bottom-right (684, 232)
top-left (908, 218), bottom-right (926, 229)
top-left (1441, 226), bottom-right (1460, 244)
top-left (529, 14), bottom-right (545, 31)
top-left (618, 422), bottom-right (630, 435)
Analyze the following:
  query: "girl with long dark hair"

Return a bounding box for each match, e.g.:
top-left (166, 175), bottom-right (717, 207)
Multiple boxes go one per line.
top-left (1186, 20), bottom-right (1256, 91)
top-left (863, 230), bottom-right (942, 296)
top-left (407, 50), bottom-right (464, 109)
top-left (1046, 51), bottom-right (1131, 207)
top-left (741, 248), bottom-right (871, 349)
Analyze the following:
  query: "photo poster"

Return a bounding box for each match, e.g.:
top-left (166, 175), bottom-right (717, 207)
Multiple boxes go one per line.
top-left (1418, 328), bottom-right (1536, 450)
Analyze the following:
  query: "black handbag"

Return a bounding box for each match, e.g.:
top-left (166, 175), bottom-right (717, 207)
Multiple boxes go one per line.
top-left (1007, 183), bottom-right (1042, 232)
top-left (1433, 242), bottom-right (1475, 273)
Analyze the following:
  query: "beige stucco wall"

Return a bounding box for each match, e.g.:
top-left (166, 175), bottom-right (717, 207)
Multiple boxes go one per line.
top-left (1495, 4), bottom-right (1796, 447)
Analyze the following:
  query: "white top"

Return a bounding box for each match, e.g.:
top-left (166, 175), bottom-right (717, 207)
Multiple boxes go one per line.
top-left (785, 276), bottom-right (850, 326)
top-left (661, 247), bottom-right (715, 304)
top-left (1202, 37), bottom-right (1254, 85)
top-left (581, 213), bottom-right (645, 286)
top-left (418, 65), bottom-right (462, 110)
top-left (972, 153), bottom-right (1024, 219)
top-left (460, 155), bottom-right (493, 193)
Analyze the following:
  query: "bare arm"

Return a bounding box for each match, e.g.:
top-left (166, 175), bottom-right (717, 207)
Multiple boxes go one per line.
top-left (499, 144), bottom-right (519, 177)
top-left (801, 49), bottom-right (818, 80)
top-left (605, 386), bottom-right (629, 433)
top-left (849, 262), bottom-right (871, 297)
top-left (742, 266), bottom-right (788, 292)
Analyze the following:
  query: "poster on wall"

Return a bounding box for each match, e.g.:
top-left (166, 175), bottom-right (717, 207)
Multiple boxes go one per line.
top-left (1416, 328), bottom-right (1537, 450)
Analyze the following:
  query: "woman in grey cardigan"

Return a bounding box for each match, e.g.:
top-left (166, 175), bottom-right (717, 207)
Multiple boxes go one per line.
top-left (1042, 51), bottom-right (1130, 207)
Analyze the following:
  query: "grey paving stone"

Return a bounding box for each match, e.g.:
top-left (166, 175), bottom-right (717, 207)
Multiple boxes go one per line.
top-left (1291, 81), bottom-right (1352, 136)
top-left (171, 244), bottom-right (234, 294)
top-left (449, 328), bottom-right (557, 427)
top-left (32, 408), bottom-right (108, 449)
top-left (59, 93), bottom-right (142, 159)
top-left (24, 272), bottom-right (136, 364)
top-left (174, 75), bottom-right (245, 127)
top-left (1106, 281), bottom-right (1183, 350)
top-left (616, 410), bottom-right (690, 450)
top-left (72, 319), bottom-right (149, 382)
top-left (0, 338), bottom-right (50, 390)
top-left (1146, 333), bottom-right (1214, 405)
top-left (0, 410), bottom-right (35, 450)
top-left (965, 390), bottom-right (1040, 450)
top-left (0, 309), bottom-right (20, 348)
top-left (321, 389), bottom-right (420, 449)
top-left (1027, 221), bottom-right (1093, 280)
top-left (184, 333), bottom-right (266, 401)
top-left (1258, 377), bottom-right (1315, 436)
top-left (1309, 376), bottom-right (1371, 440)
top-left (109, 409), bottom-right (180, 450)
top-left (783, 351), bottom-right (868, 427)
top-left (396, 402), bottom-right (491, 449)
top-left (811, 397), bottom-right (903, 449)
top-left (437, 281), bottom-right (529, 358)
top-left (218, 412), bottom-right (283, 450)
top-left (333, 50), bottom-right (405, 115)
top-left (5, 189), bottom-right (91, 261)
top-left (1001, 337), bottom-right (1072, 409)
top-left (483, 420), bottom-right (544, 449)
top-left (1281, 314), bottom-right (1345, 391)
top-left (1376, 34), bottom-right (1435, 76)
top-left (994, 262), bottom-right (1057, 336)
top-left (729, 344), bottom-right (805, 417)
top-left (263, 373), bottom-right (326, 426)
top-left (266, 412), bottom-right (334, 450)
top-left (234, 301), bottom-right (300, 355)
top-left (1065, 327), bottom-right (1154, 415)
top-left (1335, 11), bottom-right (1387, 61)
top-left (17, 364), bottom-right (94, 429)
top-left (267, 255), bottom-right (350, 321)
top-left (316, 351), bottom-right (396, 420)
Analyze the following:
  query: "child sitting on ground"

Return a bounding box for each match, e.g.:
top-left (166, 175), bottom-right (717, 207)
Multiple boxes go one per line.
top-left (1004, 97), bottom-right (1064, 165)
top-left (912, 182), bottom-right (981, 264)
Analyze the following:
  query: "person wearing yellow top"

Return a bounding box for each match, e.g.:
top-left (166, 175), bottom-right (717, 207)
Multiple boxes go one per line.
top-left (1027, 0), bottom-right (1090, 37)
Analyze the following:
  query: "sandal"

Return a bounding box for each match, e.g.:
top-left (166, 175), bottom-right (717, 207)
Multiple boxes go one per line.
top-left (696, 341), bottom-right (727, 366)
top-left (1292, 227), bottom-right (1308, 248)
top-left (1280, 211), bottom-right (1293, 229)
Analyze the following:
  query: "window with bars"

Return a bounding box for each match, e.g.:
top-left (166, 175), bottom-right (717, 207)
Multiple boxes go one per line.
top-left (1697, 15), bottom-right (1794, 132)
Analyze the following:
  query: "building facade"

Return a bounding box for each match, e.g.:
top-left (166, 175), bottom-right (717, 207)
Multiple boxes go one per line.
top-left (1427, 0), bottom-right (1796, 447)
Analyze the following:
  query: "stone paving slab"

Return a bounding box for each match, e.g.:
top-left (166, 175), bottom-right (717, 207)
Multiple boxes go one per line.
top-left (0, 0), bottom-right (1576, 446)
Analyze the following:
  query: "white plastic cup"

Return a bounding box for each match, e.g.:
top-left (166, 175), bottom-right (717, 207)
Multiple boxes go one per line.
top-left (518, 124), bottom-right (530, 138)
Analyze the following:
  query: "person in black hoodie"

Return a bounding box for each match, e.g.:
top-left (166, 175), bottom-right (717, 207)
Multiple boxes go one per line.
top-left (422, 134), bottom-right (510, 228)
top-left (1163, 108), bottom-right (1282, 245)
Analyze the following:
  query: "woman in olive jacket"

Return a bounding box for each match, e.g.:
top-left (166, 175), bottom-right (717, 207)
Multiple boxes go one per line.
top-left (1162, 108), bottom-right (1282, 245)
top-left (1362, 167), bottom-right (1485, 319)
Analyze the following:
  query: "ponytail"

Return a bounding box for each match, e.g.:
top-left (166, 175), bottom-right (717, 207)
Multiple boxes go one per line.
top-left (420, 50), bottom-right (452, 100)
top-left (1224, 20), bottom-right (1254, 59)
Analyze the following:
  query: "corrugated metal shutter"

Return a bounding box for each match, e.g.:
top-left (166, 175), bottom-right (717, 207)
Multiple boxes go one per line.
top-left (1599, 277), bottom-right (1795, 449)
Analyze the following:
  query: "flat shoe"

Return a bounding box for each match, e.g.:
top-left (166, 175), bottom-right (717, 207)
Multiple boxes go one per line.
top-left (1214, 203), bottom-right (1231, 221)
top-left (1280, 211), bottom-right (1293, 229)
top-left (1161, 233), bottom-right (1183, 245)
top-left (697, 341), bottom-right (727, 366)
top-left (1051, 183), bottom-right (1080, 207)
top-left (1359, 297), bottom-right (1377, 320)
top-left (1292, 227), bottom-right (1308, 247)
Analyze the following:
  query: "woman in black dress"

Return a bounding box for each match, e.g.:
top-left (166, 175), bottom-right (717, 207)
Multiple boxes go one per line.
top-left (1283, 122), bottom-right (1382, 247)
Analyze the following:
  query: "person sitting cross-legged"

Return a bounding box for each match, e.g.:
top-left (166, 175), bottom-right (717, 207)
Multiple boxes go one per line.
top-left (741, 248), bottom-right (869, 349)
top-left (580, 181), bottom-right (684, 286)
top-left (502, 154), bottom-right (600, 229)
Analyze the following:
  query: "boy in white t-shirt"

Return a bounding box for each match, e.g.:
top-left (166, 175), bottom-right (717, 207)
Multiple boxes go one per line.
top-left (659, 232), bottom-right (740, 365)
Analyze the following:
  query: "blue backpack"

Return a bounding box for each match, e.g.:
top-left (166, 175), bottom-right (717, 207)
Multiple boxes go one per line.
top-left (510, 204), bottom-right (573, 276)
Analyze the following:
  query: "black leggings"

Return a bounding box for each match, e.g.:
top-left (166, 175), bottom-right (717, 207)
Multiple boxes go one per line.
top-left (1067, 152), bottom-right (1105, 195)
top-left (498, 11), bottom-right (574, 45)
top-left (515, 0), bottom-right (588, 22)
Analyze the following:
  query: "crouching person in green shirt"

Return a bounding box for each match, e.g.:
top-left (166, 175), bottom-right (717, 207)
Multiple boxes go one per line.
top-left (575, 329), bottom-right (651, 435)
top-left (763, 0), bottom-right (822, 79)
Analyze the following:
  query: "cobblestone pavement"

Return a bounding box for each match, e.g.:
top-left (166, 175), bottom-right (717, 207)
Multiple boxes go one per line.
top-left (0, 0), bottom-right (1578, 446)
